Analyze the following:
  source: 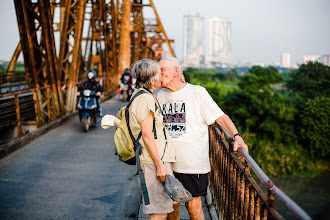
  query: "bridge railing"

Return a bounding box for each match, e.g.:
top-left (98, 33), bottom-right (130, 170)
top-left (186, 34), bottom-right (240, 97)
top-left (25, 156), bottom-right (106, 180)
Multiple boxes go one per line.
top-left (0, 76), bottom-right (115, 143)
top-left (0, 86), bottom-right (57, 140)
top-left (0, 72), bottom-right (31, 94)
top-left (208, 124), bottom-right (311, 220)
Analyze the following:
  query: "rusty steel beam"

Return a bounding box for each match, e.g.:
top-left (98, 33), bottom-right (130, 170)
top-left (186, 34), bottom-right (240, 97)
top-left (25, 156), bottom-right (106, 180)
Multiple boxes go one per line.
top-left (65, 0), bottom-right (88, 113)
top-left (13, 0), bottom-right (63, 126)
top-left (149, 0), bottom-right (176, 58)
top-left (56, 0), bottom-right (76, 114)
top-left (7, 42), bottom-right (22, 73)
top-left (102, 0), bottom-right (119, 91)
top-left (118, 0), bottom-right (131, 73)
top-left (14, 94), bottom-right (23, 137)
top-left (9, 0), bottom-right (176, 129)
top-left (38, 0), bottom-right (61, 117)
top-left (14, 0), bottom-right (44, 126)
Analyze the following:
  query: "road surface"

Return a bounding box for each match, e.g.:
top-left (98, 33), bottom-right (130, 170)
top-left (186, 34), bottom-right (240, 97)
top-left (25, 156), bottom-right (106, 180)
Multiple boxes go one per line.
top-left (0, 95), bottom-right (141, 220)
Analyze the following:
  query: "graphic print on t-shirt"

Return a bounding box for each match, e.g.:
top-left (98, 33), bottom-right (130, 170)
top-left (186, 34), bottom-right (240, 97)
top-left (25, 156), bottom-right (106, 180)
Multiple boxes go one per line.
top-left (162, 100), bottom-right (186, 138)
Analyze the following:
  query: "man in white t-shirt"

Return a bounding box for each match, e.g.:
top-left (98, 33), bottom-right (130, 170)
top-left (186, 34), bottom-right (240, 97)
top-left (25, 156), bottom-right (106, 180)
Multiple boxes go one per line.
top-left (157, 57), bottom-right (249, 220)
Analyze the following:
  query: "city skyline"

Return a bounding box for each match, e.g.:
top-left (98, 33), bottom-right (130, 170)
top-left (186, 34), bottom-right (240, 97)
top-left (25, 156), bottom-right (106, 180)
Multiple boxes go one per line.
top-left (0, 0), bottom-right (329, 67)
top-left (154, 0), bottom-right (330, 67)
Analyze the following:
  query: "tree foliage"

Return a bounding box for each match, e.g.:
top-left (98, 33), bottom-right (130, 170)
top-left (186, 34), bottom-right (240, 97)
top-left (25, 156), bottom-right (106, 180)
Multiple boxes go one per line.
top-left (0, 64), bottom-right (5, 72)
top-left (223, 66), bottom-right (297, 144)
top-left (299, 96), bottom-right (330, 157)
top-left (286, 61), bottom-right (330, 99)
top-left (185, 64), bottom-right (329, 175)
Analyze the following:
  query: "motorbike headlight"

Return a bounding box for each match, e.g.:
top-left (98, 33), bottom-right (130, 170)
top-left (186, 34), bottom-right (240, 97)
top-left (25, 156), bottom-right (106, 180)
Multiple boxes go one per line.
top-left (83, 89), bottom-right (91, 96)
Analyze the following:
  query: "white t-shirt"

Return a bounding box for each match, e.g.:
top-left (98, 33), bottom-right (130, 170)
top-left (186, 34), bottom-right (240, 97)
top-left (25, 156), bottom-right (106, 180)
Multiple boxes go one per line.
top-left (157, 84), bottom-right (224, 174)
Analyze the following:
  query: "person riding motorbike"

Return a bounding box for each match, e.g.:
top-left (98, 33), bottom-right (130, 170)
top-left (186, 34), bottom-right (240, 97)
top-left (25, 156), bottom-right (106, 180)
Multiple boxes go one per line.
top-left (120, 68), bottom-right (133, 86)
top-left (77, 69), bottom-right (103, 116)
top-left (118, 68), bottom-right (135, 101)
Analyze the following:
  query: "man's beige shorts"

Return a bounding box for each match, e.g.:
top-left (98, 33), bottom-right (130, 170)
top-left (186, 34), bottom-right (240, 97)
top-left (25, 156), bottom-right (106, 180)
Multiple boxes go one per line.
top-left (138, 162), bottom-right (174, 214)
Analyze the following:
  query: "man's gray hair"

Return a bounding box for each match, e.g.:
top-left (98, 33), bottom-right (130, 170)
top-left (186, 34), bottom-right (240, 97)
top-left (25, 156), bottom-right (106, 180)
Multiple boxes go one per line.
top-left (160, 57), bottom-right (183, 76)
top-left (131, 59), bottom-right (160, 89)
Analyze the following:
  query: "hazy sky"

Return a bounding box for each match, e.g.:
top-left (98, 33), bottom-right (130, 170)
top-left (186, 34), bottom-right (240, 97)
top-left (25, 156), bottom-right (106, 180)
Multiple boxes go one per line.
top-left (1, 0), bottom-right (329, 66)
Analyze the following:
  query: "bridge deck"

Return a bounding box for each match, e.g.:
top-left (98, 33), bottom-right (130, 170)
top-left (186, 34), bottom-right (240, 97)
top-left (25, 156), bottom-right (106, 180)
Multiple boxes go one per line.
top-left (0, 95), bottom-right (218, 220)
top-left (0, 95), bottom-right (141, 219)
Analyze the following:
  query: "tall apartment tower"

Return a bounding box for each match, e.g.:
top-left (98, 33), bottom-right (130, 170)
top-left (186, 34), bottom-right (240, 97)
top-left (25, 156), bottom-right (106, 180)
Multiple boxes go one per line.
top-left (183, 14), bottom-right (204, 68)
top-left (206, 17), bottom-right (232, 68)
top-left (281, 53), bottom-right (291, 68)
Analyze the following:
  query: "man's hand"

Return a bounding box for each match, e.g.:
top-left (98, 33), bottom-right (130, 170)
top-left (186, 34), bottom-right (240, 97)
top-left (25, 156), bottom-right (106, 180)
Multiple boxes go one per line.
top-left (96, 91), bottom-right (101, 96)
top-left (233, 136), bottom-right (249, 159)
top-left (180, 75), bottom-right (186, 83)
top-left (156, 163), bottom-right (168, 182)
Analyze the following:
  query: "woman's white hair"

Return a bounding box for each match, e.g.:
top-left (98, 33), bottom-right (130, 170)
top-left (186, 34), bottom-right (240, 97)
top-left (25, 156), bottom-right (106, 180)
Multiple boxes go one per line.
top-left (159, 57), bottom-right (183, 76)
top-left (131, 59), bottom-right (160, 89)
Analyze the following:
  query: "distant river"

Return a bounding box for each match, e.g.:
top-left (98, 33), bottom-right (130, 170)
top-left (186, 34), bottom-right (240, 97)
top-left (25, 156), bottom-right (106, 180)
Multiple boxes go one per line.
top-left (270, 171), bottom-right (330, 219)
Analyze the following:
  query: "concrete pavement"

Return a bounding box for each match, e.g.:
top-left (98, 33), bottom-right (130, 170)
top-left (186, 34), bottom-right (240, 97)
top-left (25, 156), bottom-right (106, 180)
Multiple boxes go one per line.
top-left (0, 94), bottom-right (219, 220)
top-left (0, 95), bottom-right (141, 219)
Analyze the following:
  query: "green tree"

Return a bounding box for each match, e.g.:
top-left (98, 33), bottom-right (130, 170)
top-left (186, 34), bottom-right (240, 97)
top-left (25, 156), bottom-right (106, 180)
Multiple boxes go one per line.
top-left (0, 64), bottom-right (5, 72)
top-left (223, 66), bottom-right (296, 144)
top-left (286, 62), bottom-right (330, 99)
top-left (299, 97), bottom-right (330, 158)
top-left (182, 70), bottom-right (191, 83)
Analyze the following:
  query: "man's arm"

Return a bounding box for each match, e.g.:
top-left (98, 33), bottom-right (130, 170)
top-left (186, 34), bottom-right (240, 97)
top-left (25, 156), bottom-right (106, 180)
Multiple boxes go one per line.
top-left (140, 111), bottom-right (168, 182)
top-left (215, 114), bottom-right (249, 154)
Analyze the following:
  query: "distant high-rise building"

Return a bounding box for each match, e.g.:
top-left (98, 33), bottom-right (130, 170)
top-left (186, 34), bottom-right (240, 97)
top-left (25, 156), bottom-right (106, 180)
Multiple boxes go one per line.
top-left (205, 17), bottom-right (232, 68)
top-left (303, 55), bottom-right (320, 64)
top-left (183, 14), bottom-right (204, 68)
top-left (318, 55), bottom-right (330, 66)
top-left (281, 53), bottom-right (291, 68)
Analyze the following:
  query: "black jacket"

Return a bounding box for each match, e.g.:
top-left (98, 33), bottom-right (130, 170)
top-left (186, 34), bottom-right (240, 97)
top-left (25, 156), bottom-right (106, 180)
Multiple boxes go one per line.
top-left (78, 80), bottom-right (103, 93)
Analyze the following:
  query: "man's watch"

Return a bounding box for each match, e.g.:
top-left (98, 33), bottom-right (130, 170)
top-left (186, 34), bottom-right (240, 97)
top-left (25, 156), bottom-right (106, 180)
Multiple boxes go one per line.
top-left (233, 133), bottom-right (242, 139)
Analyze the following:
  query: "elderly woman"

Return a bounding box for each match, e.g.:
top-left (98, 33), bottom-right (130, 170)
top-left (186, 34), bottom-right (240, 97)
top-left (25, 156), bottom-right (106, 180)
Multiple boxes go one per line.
top-left (129, 59), bottom-right (176, 220)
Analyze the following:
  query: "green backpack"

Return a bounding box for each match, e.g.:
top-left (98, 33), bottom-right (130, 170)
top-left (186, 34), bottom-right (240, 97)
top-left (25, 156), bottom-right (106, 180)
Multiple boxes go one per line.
top-left (114, 90), bottom-right (148, 165)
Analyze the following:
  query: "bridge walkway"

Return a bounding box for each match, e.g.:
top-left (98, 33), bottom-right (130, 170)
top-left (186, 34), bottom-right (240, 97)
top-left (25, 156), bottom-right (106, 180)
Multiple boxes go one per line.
top-left (0, 94), bottom-right (218, 220)
top-left (0, 95), bottom-right (141, 219)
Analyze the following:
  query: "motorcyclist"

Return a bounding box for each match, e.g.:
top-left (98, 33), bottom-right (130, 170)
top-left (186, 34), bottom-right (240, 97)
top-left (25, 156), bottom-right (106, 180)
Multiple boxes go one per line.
top-left (77, 69), bottom-right (103, 116)
top-left (120, 68), bottom-right (133, 86)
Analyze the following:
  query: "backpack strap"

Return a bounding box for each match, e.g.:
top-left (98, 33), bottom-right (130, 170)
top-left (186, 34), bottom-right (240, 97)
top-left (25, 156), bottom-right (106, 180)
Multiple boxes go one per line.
top-left (143, 88), bottom-right (169, 161)
top-left (125, 90), bottom-right (150, 205)
top-left (125, 90), bottom-right (146, 152)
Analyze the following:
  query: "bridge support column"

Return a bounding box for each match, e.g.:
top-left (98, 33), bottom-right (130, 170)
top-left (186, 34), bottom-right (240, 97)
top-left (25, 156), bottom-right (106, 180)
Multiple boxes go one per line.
top-left (118, 0), bottom-right (131, 73)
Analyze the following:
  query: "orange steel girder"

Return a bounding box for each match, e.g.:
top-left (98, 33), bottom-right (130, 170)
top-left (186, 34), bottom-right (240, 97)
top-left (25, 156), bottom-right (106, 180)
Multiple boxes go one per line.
top-left (118, 0), bottom-right (131, 74)
top-left (58, 0), bottom-right (88, 113)
top-left (11, 0), bottom-right (175, 118)
top-left (82, 0), bottom-right (119, 93)
top-left (130, 0), bottom-right (176, 62)
top-left (13, 0), bottom-right (62, 126)
top-left (131, 0), bottom-right (146, 63)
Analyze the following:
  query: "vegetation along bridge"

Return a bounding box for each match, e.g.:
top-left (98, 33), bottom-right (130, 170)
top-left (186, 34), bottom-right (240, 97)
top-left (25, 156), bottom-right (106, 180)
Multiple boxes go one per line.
top-left (0, 0), bottom-right (312, 219)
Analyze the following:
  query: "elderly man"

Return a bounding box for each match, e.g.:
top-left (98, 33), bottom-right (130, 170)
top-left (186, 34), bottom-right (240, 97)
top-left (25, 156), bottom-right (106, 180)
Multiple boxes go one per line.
top-left (157, 57), bottom-right (249, 220)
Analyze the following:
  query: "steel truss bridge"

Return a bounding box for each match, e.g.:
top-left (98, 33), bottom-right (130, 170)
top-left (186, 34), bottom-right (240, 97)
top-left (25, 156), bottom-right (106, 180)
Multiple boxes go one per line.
top-left (0, 1), bottom-right (311, 219)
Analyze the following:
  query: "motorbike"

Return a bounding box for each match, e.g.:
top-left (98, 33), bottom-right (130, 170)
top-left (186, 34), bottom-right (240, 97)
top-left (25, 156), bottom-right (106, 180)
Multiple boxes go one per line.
top-left (118, 82), bottom-right (134, 102)
top-left (77, 89), bottom-right (101, 132)
top-left (117, 74), bottom-right (135, 102)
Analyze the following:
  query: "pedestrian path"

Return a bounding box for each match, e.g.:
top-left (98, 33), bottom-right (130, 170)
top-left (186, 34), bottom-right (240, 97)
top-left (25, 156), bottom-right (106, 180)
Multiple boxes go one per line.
top-left (138, 196), bottom-right (217, 220)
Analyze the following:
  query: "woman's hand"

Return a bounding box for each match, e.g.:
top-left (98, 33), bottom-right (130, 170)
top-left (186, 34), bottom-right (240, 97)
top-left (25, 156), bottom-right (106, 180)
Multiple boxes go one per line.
top-left (141, 111), bottom-right (168, 182)
top-left (156, 163), bottom-right (168, 182)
